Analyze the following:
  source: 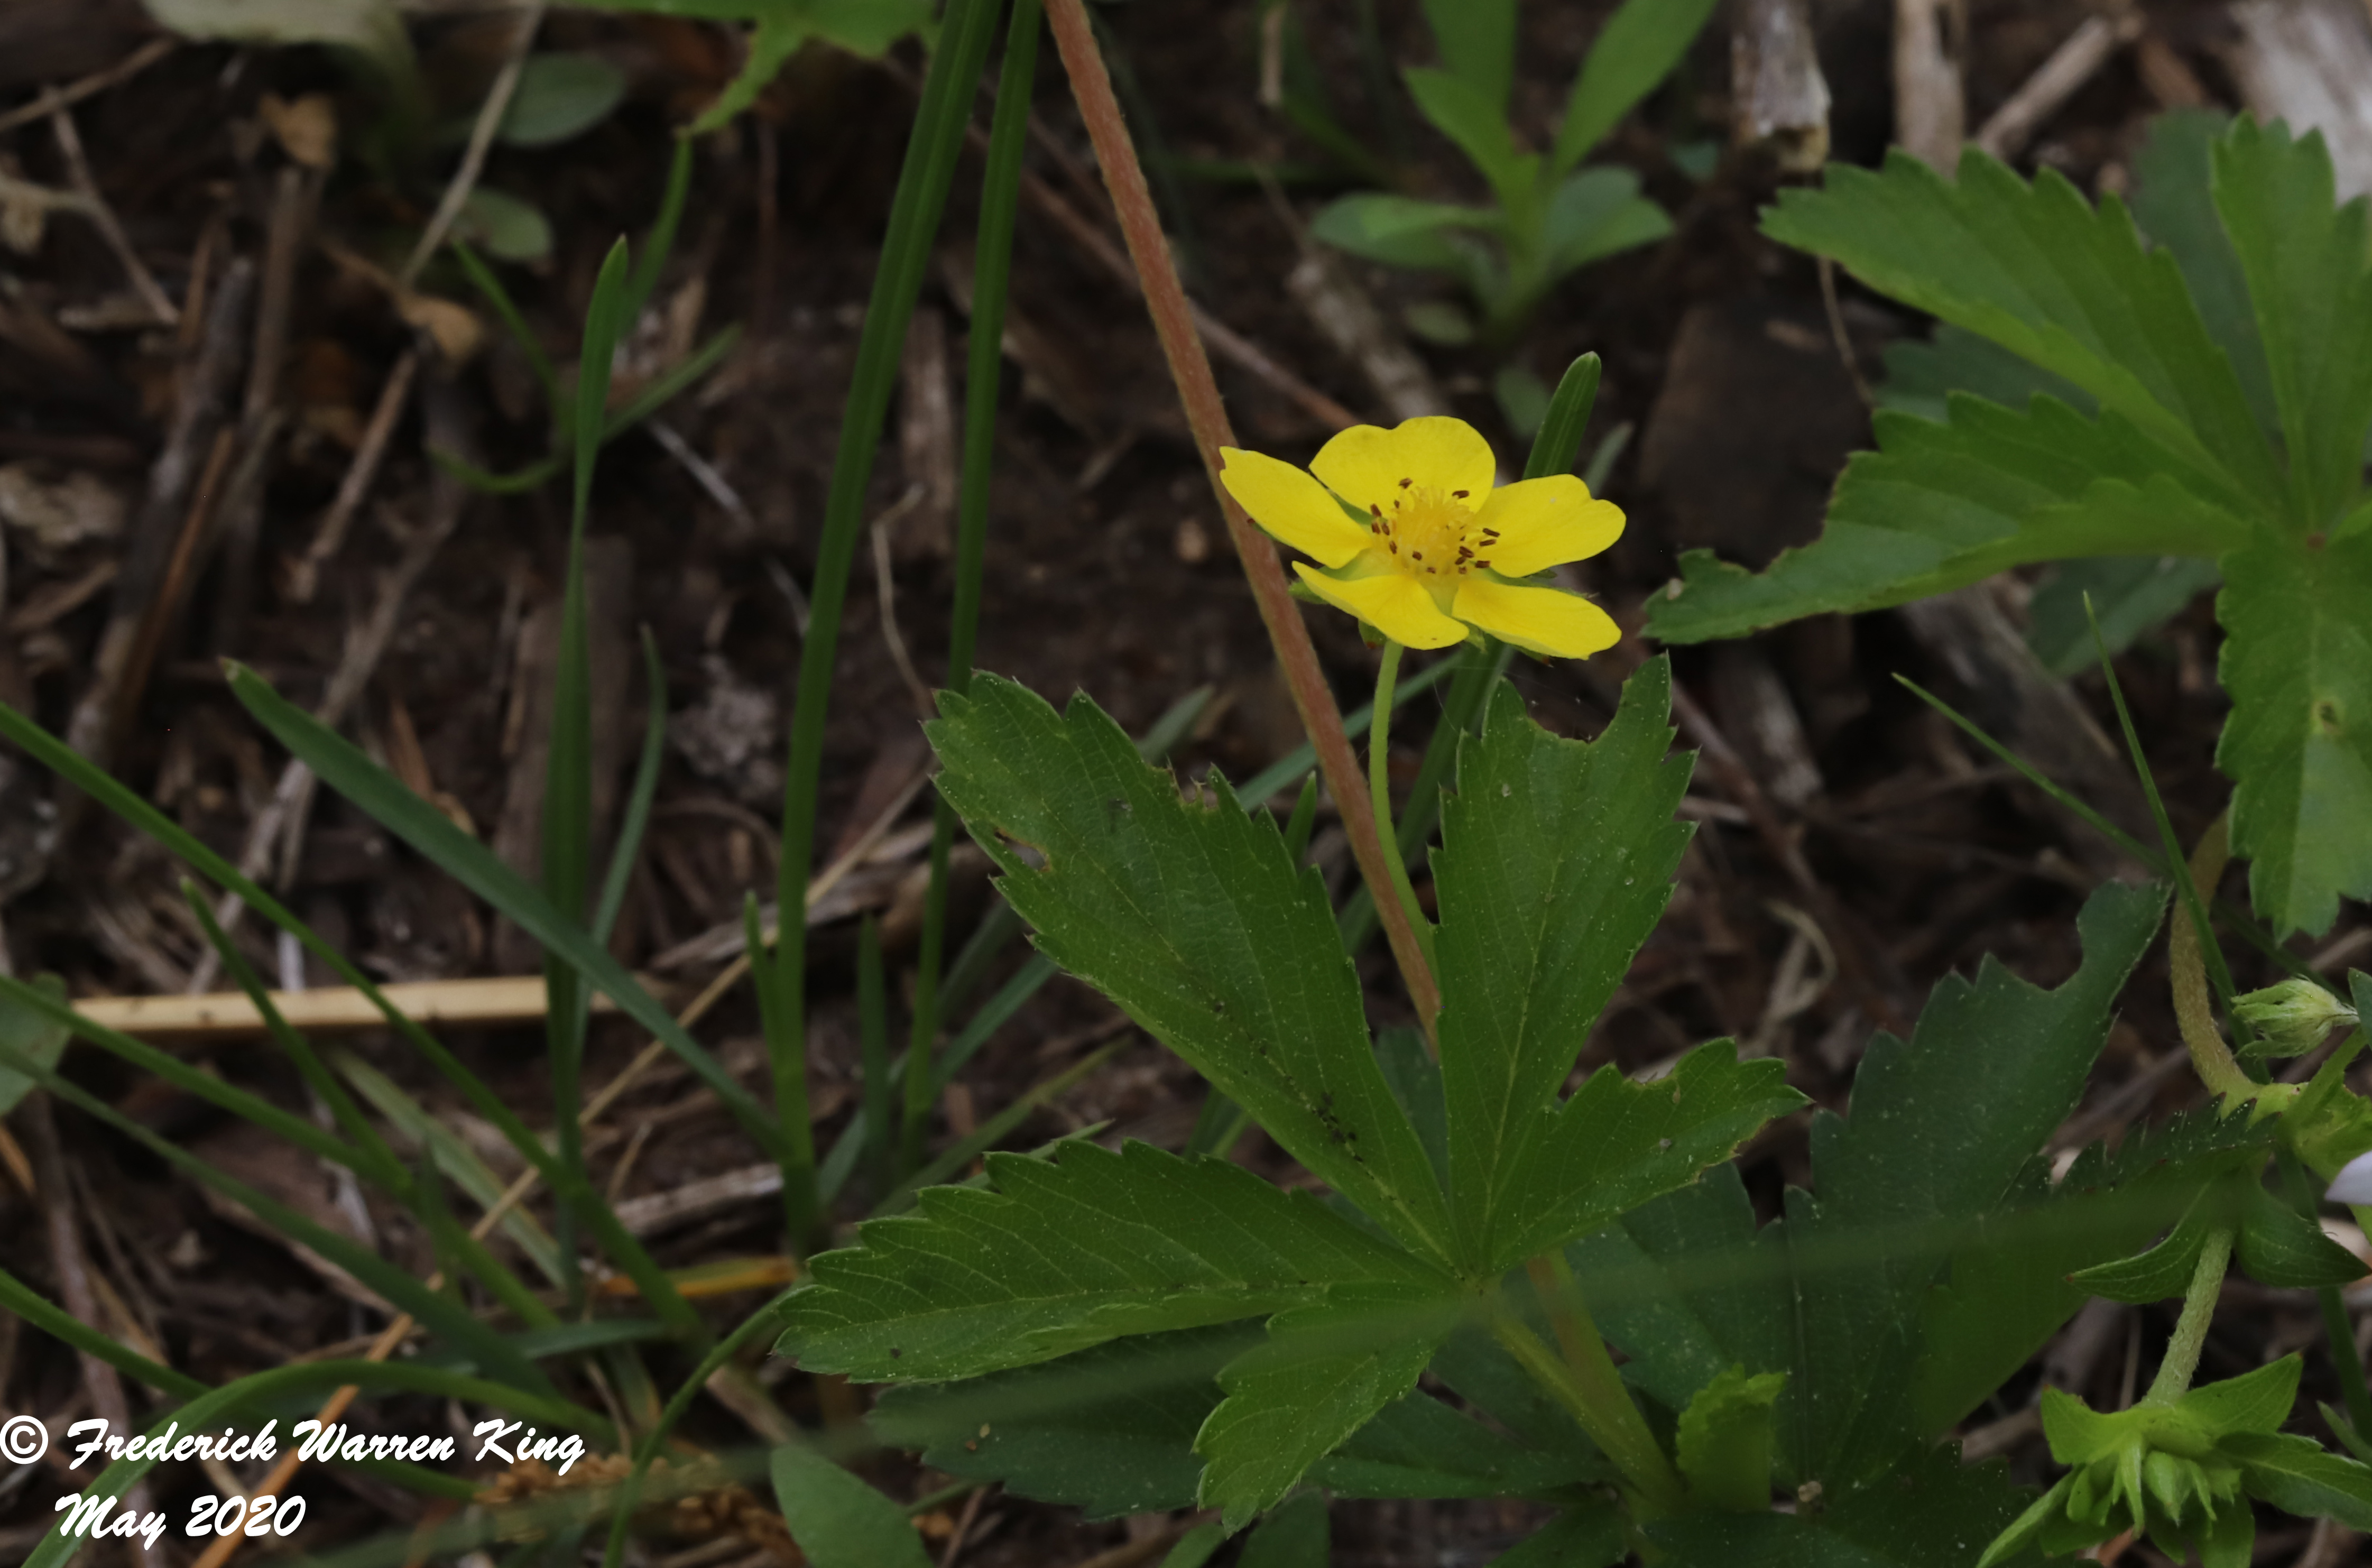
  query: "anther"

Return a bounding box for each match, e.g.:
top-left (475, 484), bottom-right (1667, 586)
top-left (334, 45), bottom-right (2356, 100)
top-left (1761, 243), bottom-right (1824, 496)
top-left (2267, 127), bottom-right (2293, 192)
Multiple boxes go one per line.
top-left (1452, 489), bottom-right (1469, 499)
top-left (1398, 477), bottom-right (1412, 488)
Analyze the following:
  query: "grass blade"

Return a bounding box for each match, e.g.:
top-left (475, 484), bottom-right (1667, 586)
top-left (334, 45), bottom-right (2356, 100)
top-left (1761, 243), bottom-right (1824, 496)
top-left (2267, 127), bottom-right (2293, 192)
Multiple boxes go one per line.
top-left (762, 0), bottom-right (1005, 1240)
top-left (905, 0), bottom-right (1044, 1179)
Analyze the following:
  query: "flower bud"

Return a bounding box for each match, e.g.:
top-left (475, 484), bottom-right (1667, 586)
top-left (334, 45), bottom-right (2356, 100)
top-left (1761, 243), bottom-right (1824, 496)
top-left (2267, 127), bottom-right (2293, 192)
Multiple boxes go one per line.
top-left (2232, 978), bottom-right (2358, 1058)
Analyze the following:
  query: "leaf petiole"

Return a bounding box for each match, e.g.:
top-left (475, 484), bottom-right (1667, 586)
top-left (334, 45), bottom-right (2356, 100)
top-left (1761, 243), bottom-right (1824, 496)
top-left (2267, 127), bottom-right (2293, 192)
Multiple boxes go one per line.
top-left (2142, 1223), bottom-right (2235, 1407)
top-left (1490, 1268), bottom-right (1683, 1516)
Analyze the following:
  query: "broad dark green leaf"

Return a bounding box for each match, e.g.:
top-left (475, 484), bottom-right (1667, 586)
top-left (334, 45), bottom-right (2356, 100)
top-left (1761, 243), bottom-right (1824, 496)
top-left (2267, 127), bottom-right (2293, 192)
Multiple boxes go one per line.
top-left (1777, 881), bottom-right (2165, 1481)
top-left (770, 1443), bottom-right (933, 1568)
top-left (1760, 146), bottom-right (2276, 500)
top-left (2127, 110), bottom-right (2278, 440)
top-left (777, 1140), bottom-right (1439, 1382)
top-left (1489, 1507), bottom-right (1629, 1567)
top-left (1239, 1491), bottom-right (1331, 1568)
top-left (1581, 883), bottom-right (2163, 1486)
top-left (1649, 1444), bottom-right (2045, 1567)
top-left (2025, 555), bottom-right (2220, 677)
top-left (2218, 529), bottom-right (2372, 936)
top-left (2225, 1432), bottom-right (2372, 1530)
top-left (1312, 1388), bottom-right (1599, 1501)
top-left (1910, 1107), bottom-right (2267, 1434)
top-left (1434, 660), bottom-right (1686, 1258)
top-left (927, 677), bottom-right (1454, 1261)
top-left (2211, 118), bottom-right (2372, 531)
top-left (1648, 394), bottom-right (2253, 644)
top-left (1197, 1286), bottom-right (1462, 1528)
top-left (868, 1325), bottom-right (1251, 1519)
top-left (1553, 0), bottom-right (1721, 172)
top-left (1875, 322), bottom-right (2092, 425)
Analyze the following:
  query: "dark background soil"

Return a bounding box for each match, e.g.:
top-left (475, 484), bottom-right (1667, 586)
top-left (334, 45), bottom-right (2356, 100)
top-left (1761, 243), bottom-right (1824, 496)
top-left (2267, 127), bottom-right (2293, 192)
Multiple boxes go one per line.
top-left (1, 1), bottom-right (2364, 1564)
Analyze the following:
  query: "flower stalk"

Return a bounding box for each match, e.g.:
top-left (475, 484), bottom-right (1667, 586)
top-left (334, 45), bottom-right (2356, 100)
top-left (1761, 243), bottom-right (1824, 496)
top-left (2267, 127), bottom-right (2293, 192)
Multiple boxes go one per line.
top-left (2142, 1223), bottom-right (2235, 1407)
top-left (1043, 0), bottom-right (1442, 1031)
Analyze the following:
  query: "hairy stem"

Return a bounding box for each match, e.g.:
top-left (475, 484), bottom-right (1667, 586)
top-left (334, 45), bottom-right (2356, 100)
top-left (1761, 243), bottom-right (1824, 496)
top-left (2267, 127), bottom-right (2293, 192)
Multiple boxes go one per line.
top-left (2142, 1224), bottom-right (2233, 1407)
top-left (1496, 1267), bottom-right (1683, 1515)
top-left (1042, 0), bottom-right (1441, 1035)
top-left (2171, 815), bottom-right (2252, 1101)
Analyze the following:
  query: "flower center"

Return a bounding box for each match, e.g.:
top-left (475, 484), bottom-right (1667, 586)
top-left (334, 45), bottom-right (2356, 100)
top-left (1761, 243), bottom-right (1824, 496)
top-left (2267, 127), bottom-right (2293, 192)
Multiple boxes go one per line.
top-left (1365, 479), bottom-right (1498, 588)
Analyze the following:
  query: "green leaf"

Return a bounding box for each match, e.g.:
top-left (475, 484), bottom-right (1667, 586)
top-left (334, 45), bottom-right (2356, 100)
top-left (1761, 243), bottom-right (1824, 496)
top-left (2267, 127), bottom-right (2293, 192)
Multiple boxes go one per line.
top-left (1646, 393), bottom-right (2254, 645)
top-left (2025, 556), bottom-right (2220, 677)
top-left (867, 1325), bottom-right (1250, 1519)
top-left (1778, 881), bottom-right (2167, 1481)
top-left (1677, 1364), bottom-right (1786, 1512)
top-left (1196, 1285), bottom-right (1461, 1528)
top-left (1161, 1524), bottom-right (1230, 1568)
top-left (2223, 1431), bottom-right (2372, 1530)
top-left (927, 676), bottom-right (1454, 1261)
top-left (1542, 167), bottom-right (1672, 279)
top-left (498, 53), bottom-right (625, 146)
top-left (1433, 661), bottom-right (1683, 1251)
top-left (2127, 110), bottom-right (2279, 441)
top-left (1312, 1387), bottom-right (1601, 1500)
top-left (1418, 0), bottom-right (1515, 115)
top-left (0, 973), bottom-right (68, 1116)
top-left (2068, 1189), bottom-right (2219, 1303)
top-left (1553, 0), bottom-right (1721, 172)
top-left (1405, 66), bottom-right (1536, 208)
top-left (769, 1443), bottom-right (933, 1568)
top-left (1761, 146), bottom-right (2278, 501)
top-left (1487, 1507), bottom-right (1629, 1567)
top-left (1875, 323), bottom-right (2093, 425)
top-left (1238, 1491), bottom-right (1331, 1568)
top-left (1309, 191), bottom-right (1497, 273)
top-left (2217, 529), bottom-right (2372, 936)
top-left (2185, 1353), bottom-right (2302, 1437)
top-left (776, 1140), bottom-right (1441, 1382)
top-left (2211, 117), bottom-right (2372, 531)
top-left (1582, 883), bottom-right (2166, 1486)
top-left (1650, 1444), bottom-right (2046, 1567)
top-left (455, 187), bottom-right (553, 264)
top-left (1910, 1107), bottom-right (2269, 1434)
top-left (2236, 1179), bottom-right (2368, 1288)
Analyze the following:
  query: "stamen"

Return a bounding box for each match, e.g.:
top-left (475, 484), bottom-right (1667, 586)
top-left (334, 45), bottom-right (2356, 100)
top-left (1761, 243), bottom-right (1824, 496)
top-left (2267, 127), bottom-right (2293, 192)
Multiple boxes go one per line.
top-left (1452, 489), bottom-right (1469, 499)
top-left (1398, 477), bottom-right (1412, 488)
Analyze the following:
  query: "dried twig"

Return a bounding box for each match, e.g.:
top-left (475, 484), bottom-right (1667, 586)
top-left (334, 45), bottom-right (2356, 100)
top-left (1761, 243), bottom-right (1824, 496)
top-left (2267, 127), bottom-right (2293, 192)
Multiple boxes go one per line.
top-left (290, 349), bottom-right (419, 604)
top-left (396, 1), bottom-right (546, 290)
top-left (1975, 8), bottom-right (2144, 161)
top-left (1044, 0), bottom-right (1442, 1034)
top-left (0, 36), bottom-right (175, 135)
top-left (45, 92), bottom-right (177, 326)
top-left (79, 973), bottom-right (651, 1039)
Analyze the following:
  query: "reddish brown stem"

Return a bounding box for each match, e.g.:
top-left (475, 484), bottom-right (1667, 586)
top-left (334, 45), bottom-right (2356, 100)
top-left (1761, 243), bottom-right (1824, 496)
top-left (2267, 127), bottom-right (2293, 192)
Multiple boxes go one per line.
top-left (1043, 0), bottom-right (1442, 1032)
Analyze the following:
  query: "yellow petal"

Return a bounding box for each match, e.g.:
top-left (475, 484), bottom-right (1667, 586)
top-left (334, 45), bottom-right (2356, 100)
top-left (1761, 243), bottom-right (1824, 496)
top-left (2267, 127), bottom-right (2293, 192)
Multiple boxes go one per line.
top-left (1295, 559), bottom-right (1467, 648)
top-left (1218, 448), bottom-right (1371, 567)
top-left (1310, 417), bottom-right (1496, 513)
top-left (1451, 575), bottom-right (1620, 659)
top-left (1472, 476), bottom-right (1624, 576)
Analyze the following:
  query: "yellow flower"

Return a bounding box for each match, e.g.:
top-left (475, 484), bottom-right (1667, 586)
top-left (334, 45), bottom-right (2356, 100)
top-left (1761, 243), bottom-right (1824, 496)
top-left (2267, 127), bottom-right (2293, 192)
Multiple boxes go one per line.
top-left (1218, 416), bottom-right (1623, 658)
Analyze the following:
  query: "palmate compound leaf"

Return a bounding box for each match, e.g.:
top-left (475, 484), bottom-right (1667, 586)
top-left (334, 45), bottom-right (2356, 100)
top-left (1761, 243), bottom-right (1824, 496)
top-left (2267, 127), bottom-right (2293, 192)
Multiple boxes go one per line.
top-left (1757, 145), bottom-right (2274, 497)
top-left (1649, 1443), bottom-right (2046, 1568)
top-left (1574, 881), bottom-right (2166, 1493)
top-left (2217, 529), bottom-right (2372, 938)
top-left (1195, 1285), bottom-right (1466, 1528)
top-left (866, 1321), bottom-right (1603, 1520)
top-left (926, 676), bottom-right (1454, 1262)
top-left (1644, 390), bottom-right (2255, 645)
top-left (1435, 659), bottom-right (1802, 1272)
top-left (2210, 118), bottom-right (2372, 533)
top-left (774, 1140), bottom-right (1445, 1382)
